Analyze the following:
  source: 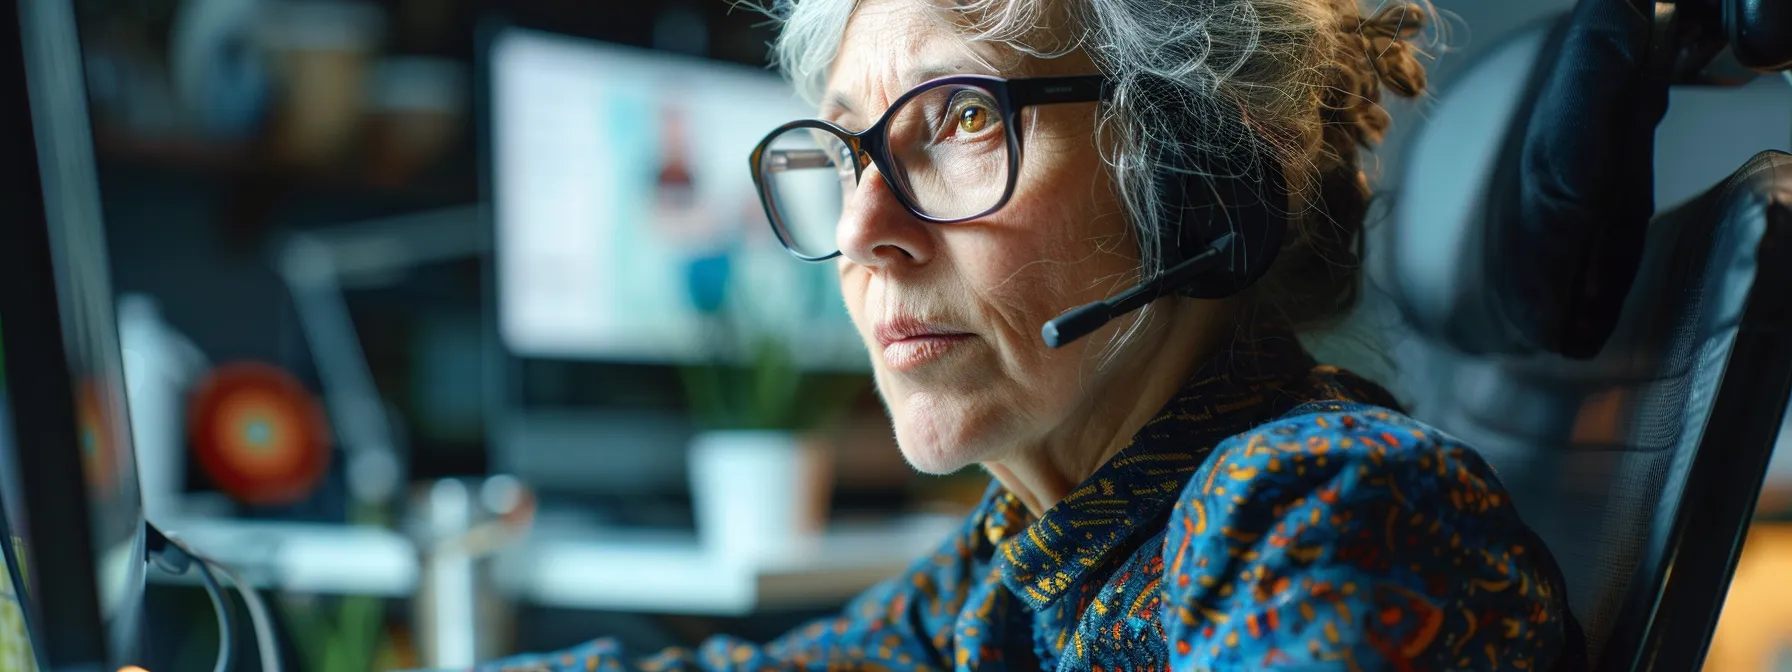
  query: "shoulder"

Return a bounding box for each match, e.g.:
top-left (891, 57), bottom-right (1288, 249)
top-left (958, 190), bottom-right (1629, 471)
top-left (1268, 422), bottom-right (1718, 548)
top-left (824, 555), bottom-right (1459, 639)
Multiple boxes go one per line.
top-left (1176, 401), bottom-right (1527, 558)
top-left (1163, 403), bottom-right (1574, 670)
top-left (1186, 401), bottom-right (1505, 507)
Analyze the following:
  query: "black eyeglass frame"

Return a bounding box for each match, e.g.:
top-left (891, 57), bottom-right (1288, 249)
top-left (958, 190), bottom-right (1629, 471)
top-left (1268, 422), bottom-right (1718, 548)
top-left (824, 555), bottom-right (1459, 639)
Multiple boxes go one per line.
top-left (748, 74), bottom-right (1110, 262)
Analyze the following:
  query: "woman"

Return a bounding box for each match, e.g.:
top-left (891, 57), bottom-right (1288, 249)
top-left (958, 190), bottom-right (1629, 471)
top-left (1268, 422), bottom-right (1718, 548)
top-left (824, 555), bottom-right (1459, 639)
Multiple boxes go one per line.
top-left (485, 0), bottom-right (1584, 669)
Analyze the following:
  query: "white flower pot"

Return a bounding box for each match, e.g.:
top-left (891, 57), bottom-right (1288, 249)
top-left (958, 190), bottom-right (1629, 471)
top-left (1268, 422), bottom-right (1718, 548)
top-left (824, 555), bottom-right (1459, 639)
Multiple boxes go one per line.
top-left (688, 430), bottom-right (833, 565)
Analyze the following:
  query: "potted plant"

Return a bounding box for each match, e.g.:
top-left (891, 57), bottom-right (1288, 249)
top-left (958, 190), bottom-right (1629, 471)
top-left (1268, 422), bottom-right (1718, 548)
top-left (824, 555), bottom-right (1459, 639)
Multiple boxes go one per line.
top-left (677, 252), bottom-right (868, 564)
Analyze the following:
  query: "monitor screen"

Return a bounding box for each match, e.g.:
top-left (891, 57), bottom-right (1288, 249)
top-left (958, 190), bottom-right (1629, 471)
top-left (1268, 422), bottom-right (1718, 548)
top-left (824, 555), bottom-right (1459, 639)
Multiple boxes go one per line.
top-left (0, 331), bottom-right (24, 592)
top-left (489, 27), bottom-right (864, 369)
top-left (0, 346), bottom-right (43, 671)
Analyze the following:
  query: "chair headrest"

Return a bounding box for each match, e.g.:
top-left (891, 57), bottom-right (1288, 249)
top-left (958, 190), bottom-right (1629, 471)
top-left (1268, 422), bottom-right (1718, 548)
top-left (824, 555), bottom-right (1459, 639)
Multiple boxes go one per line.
top-left (1384, 0), bottom-right (1780, 359)
top-left (1384, 16), bottom-right (1568, 356)
top-left (1720, 0), bottom-right (1792, 71)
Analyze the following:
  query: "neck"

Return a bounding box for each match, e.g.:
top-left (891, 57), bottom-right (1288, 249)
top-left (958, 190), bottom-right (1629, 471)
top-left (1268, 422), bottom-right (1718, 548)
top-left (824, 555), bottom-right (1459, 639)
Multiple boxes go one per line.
top-left (987, 299), bottom-right (1229, 517)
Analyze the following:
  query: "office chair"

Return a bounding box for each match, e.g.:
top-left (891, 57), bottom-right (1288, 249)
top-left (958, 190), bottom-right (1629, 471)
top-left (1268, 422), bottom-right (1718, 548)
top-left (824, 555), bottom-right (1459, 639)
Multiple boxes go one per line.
top-left (1382, 0), bottom-right (1792, 669)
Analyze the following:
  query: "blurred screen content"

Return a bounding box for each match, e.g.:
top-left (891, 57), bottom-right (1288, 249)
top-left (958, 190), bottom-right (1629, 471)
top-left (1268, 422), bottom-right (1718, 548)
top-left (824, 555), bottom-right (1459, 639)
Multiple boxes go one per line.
top-left (0, 325), bottom-right (40, 670)
top-left (491, 28), bottom-right (862, 368)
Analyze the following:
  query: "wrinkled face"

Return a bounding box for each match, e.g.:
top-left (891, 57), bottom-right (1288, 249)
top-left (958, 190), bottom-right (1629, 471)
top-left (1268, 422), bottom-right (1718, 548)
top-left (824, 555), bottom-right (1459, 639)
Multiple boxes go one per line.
top-left (824, 0), bottom-right (1148, 474)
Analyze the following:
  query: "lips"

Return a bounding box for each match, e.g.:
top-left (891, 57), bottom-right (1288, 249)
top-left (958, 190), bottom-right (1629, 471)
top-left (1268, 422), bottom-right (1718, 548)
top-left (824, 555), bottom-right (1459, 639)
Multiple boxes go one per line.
top-left (874, 317), bottom-right (973, 371)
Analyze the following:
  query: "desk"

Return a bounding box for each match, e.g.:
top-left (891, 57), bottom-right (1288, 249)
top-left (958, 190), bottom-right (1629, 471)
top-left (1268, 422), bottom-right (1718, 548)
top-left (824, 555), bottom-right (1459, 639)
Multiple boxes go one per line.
top-left (494, 514), bottom-right (959, 616)
top-left (152, 516), bottom-right (419, 597)
top-left (148, 513), bottom-right (958, 615)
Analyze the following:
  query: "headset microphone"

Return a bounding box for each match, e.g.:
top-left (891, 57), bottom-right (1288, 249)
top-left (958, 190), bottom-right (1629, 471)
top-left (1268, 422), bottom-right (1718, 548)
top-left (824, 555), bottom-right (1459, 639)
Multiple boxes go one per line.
top-left (1041, 231), bottom-right (1238, 349)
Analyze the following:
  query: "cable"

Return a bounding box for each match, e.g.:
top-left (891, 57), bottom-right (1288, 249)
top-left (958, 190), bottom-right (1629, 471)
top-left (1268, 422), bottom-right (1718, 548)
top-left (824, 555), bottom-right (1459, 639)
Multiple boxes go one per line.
top-left (154, 527), bottom-right (285, 672)
top-left (190, 557), bottom-right (234, 672)
top-left (201, 555), bottom-right (282, 672)
top-left (147, 521), bottom-right (284, 672)
top-left (146, 524), bottom-right (233, 672)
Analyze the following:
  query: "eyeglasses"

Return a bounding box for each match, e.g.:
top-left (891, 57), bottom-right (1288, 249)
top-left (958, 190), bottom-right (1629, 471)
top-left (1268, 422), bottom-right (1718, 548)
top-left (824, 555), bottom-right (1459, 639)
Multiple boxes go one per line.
top-left (749, 74), bottom-right (1108, 261)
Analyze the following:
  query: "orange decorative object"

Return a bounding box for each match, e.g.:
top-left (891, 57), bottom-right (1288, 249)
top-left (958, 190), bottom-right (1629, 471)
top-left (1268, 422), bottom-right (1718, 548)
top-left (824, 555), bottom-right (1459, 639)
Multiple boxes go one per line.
top-left (187, 363), bottom-right (331, 506)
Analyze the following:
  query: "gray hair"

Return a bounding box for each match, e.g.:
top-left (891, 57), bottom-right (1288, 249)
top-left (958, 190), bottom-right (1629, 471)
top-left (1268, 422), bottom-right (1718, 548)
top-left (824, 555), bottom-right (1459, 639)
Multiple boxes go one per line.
top-left (755, 0), bottom-right (1438, 350)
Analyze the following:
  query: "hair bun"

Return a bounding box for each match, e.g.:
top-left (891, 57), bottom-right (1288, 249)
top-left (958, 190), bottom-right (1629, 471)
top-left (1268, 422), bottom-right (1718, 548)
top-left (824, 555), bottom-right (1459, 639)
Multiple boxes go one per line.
top-left (1355, 2), bottom-right (1430, 99)
top-left (1317, 0), bottom-right (1432, 160)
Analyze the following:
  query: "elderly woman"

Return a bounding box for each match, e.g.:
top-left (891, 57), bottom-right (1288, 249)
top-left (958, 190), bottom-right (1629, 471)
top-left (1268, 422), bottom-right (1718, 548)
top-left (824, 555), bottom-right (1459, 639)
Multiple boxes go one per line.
top-left (485, 0), bottom-right (1586, 669)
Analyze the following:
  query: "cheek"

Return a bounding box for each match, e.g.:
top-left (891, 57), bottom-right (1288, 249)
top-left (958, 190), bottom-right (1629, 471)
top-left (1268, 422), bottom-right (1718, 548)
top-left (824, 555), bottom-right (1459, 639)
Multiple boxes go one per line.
top-left (966, 160), bottom-right (1132, 350)
top-left (969, 236), bottom-right (1074, 338)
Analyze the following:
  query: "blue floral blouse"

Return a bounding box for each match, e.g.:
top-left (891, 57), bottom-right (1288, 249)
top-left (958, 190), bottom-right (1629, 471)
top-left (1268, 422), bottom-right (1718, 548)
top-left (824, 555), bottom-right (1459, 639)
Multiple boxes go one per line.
top-left (479, 329), bottom-right (1585, 671)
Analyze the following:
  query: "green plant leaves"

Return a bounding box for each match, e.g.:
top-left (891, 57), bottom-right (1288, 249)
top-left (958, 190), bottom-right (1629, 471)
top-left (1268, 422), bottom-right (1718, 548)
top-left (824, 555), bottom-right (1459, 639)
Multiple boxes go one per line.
top-left (679, 329), bottom-right (866, 432)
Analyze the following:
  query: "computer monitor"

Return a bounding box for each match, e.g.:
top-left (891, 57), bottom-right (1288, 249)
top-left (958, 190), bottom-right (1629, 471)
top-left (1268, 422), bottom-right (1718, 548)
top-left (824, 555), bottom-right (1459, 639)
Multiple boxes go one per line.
top-left (480, 21), bottom-right (867, 499)
top-left (487, 25), bottom-right (860, 365)
top-left (0, 0), bottom-right (147, 667)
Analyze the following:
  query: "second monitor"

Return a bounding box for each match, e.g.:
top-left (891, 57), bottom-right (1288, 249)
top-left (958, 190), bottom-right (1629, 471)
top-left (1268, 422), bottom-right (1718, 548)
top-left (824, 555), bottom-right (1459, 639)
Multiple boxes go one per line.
top-left (489, 26), bottom-right (862, 368)
top-left (481, 23), bottom-right (872, 502)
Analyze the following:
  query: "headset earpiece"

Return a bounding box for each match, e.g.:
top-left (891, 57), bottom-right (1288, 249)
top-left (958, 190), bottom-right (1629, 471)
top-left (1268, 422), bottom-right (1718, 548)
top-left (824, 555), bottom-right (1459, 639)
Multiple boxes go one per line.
top-left (1039, 92), bottom-right (1292, 348)
top-left (1152, 144), bottom-right (1288, 300)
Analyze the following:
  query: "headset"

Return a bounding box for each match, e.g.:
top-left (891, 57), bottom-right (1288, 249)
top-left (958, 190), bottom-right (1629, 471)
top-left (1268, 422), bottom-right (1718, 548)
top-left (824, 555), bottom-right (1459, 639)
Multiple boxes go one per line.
top-left (1041, 96), bottom-right (1289, 348)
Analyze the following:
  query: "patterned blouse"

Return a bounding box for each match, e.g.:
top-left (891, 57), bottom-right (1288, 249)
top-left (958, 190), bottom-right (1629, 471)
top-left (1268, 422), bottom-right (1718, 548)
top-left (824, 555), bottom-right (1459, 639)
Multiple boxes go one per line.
top-left (480, 329), bottom-right (1585, 671)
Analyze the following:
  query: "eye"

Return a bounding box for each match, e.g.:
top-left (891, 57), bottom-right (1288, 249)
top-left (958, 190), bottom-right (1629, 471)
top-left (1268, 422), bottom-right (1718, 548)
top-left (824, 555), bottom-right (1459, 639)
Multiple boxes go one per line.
top-left (947, 91), bottom-right (998, 136)
top-left (958, 104), bottom-right (989, 133)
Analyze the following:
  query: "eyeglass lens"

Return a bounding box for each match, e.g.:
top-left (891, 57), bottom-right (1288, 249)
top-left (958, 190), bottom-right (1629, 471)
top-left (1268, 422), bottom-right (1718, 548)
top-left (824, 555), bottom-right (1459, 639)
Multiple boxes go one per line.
top-left (758, 82), bottom-right (1012, 259)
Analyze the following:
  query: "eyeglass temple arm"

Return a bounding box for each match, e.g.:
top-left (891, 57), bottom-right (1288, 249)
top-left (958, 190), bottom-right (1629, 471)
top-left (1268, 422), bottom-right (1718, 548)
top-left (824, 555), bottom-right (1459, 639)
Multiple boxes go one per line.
top-left (1009, 75), bottom-right (1111, 108)
top-left (764, 148), bottom-right (836, 172)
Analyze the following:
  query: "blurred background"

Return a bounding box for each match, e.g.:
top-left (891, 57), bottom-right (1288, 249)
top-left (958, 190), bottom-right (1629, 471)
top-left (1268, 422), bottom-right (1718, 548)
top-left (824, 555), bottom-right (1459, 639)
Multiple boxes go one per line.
top-left (39, 0), bottom-right (1792, 669)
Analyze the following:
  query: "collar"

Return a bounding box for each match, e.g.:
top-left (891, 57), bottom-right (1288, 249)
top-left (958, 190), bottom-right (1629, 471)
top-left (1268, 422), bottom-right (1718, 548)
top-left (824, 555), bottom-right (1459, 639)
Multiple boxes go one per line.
top-left (982, 325), bottom-right (1389, 610)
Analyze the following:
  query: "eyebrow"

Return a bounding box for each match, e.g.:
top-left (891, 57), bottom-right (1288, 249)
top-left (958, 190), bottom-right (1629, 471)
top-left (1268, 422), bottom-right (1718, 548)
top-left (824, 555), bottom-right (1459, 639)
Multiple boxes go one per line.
top-left (906, 62), bottom-right (986, 83)
top-left (822, 91), bottom-right (857, 119)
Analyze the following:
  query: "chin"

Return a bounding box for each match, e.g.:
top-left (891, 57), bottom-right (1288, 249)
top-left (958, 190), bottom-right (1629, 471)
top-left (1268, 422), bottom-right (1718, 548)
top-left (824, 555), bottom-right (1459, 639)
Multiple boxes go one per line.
top-left (897, 433), bottom-right (978, 475)
top-left (887, 386), bottom-right (1008, 475)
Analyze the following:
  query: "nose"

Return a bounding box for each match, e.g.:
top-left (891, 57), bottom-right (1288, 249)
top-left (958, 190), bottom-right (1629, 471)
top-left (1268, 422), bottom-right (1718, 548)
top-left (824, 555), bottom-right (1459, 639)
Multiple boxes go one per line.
top-left (836, 168), bottom-right (936, 268)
